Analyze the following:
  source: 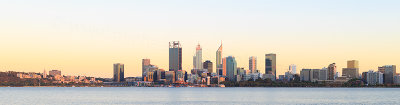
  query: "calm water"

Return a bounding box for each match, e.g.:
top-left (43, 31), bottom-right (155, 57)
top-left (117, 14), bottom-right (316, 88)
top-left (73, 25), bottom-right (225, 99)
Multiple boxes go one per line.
top-left (1, 87), bottom-right (399, 105)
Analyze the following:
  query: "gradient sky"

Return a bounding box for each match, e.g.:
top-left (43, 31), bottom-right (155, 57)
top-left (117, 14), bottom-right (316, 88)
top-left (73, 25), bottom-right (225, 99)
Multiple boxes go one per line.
top-left (1, 0), bottom-right (399, 78)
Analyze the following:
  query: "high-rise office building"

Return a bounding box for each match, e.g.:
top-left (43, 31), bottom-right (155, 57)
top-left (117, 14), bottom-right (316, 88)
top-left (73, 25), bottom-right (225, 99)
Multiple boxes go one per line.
top-left (328, 63), bottom-right (336, 80)
top-left (216, 42), bottom-right (223, 75)
top-left (169, 41), bottom-right (182, 72)
top-left (289, 64), bottom-right (297, 74)
top-left (343, 60), bottom-right (360, 79)
top-left (223, 56), bottom-right (237, 81)
top-left (113, 63), bottom-right (124, 82)
top-left (265, 53), bottom-right (276, 79)
top-left (383, 65), bottom-right (396, 84)
top-left (203, 60), bottom-right (213, 73)
top-left (347, 60), bottom-right (359, 69)
top-left (193, 44), bottom-right (203, 69)
top-left (142, 59), bottom-right (151, 76)
top-left (249, 56), bottom-right (257, 74)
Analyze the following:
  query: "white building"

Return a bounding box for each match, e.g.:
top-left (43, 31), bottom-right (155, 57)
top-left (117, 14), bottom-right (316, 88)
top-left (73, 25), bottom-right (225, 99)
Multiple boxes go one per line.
top-left (193, 44), bottom-right (203, 69)
top-left (367, 70), bottom-right (384, 85)
top-left (289, 64), bottom-right (297, 74)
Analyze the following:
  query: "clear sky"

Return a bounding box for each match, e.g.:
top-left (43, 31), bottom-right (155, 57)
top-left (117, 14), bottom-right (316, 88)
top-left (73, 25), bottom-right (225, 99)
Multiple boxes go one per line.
top-left (0, 0), bottom-right (399, 78)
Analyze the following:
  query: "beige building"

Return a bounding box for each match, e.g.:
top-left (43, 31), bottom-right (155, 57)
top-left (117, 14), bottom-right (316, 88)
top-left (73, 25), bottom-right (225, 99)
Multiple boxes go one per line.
top-left (347, 60), bottom-right (359, 69)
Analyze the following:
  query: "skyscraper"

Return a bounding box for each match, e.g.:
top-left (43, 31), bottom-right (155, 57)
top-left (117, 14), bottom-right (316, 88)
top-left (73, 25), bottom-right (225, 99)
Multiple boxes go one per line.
top-left (216, 42), bottom-right (223, 75)
top-left (328, 63), bottom-right (336, 80)
top-left (383, 65), bottom-right (396, 84)
top-left (169, 41), bottom-right (182, 72)
top-left (142, 59), bottom-right (151, 77)
top-left (249, 56), bottom-right (257, 74)
top-left (223, 56), bottom-right (237, 81)
top-left (193, 44), bottom-right (203, 69)
top-left (347, 60), bottom-right (359, 68)
top-left (289, 64), bottom-right (297, 74)
top-left (342, 60), bottom-right (360, 79)
top-left (265, 53), bottom-right (276, 79)
top-left (203, 60), bottom-right (213, 73)
top-left (113, 63), bottom-right (124, 82)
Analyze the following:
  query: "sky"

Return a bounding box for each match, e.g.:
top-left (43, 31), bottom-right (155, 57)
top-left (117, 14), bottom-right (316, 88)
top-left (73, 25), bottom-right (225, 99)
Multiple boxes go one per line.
top-left (0, 0), bottom-right (399, 78)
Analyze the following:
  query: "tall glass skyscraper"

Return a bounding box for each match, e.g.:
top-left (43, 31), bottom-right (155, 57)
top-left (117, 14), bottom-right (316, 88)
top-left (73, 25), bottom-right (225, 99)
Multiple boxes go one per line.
top-left (265, 53), bottom-right (276, 79)
top-left (113, 63), bottom-right (124, 82)
top-left (169, 41), bottom-right (182, 72)
top-left (223, 56), bottom-right (237, 81)
top-left (193, 44), bottom-right (202, 69)
top-left (216, 42), bottom-right (223, 75)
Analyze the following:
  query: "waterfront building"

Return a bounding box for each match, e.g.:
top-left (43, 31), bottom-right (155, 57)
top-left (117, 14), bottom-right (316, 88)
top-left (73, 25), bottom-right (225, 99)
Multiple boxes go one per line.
top-left (49, 70), bottom-right (61, 76)
top-left (367, 70), bottom-right (384, 85)
top-left (176, 70), bottom-right (186, 82)
top-left (383, 65), bottom-right (397, 84)
top-left (328, 63), bottom-right (337, 80)
top-left (312, 69), bottom-right (320, 82)
top-left (278, 75), bottom-right (285, 80)
top-left (289, 64), bottom-right (297, 74)
top-left (300, 69), bottom-right (313, 82)
top-left (113, 63), bottom-right (124, 82)
top-left (223, 56), bottom-right (237, 81)
top-left (284, 71), bottom-right (294, 81)
top-left (216, 42), bottom-right (223, 75)
top-left (203, 60), bottom-right (213, 73)
top-left (342, 68), bottom-right (360, 79)
top-left (165, 71), bottom-right (175, 84)
top-left (249, 56), bottom-right (257, 74)
top-left (169, 41), bottom-right (182, 72)
top-left (237, 67), bottom-right (246, 76)
top-left (342, 60), bottom-right (360, 79)
top-left (361, 72), bottom-right (368, 83)
top-left (263, 74), bottom-right (276, 81)
top-left (142, 59), bottom-right (151, 76)
top-left (146, 72), bottom-right (154, 82)
top-left (143, 65), bottom-right (158, 80)
top-left (319, 68), bottom-right (328, 80)
top-left (193, 44), bottom-right (203, 69)
top-left (265, 53), bottom-right (277, 80)
top-left (394, 75), bottom-right (400, 84)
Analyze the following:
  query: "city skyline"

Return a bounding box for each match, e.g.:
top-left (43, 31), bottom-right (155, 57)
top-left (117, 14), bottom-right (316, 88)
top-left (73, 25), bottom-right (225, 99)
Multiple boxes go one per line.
top-left (1, 0), bottom-right (400, 78)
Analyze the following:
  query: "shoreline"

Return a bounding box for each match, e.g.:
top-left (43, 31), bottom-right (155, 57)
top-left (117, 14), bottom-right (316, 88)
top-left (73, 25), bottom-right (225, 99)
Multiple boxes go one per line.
top-left (1, 86), bottom-right (400, 88)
